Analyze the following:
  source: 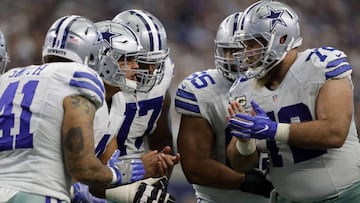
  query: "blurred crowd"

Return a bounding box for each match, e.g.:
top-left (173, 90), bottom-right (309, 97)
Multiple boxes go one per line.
top-left (0, 1), bottom-right (358, 82)
top-left (1, 0), bottom-right (359, 88)
top-left (0, 1), bottom-right (359, 201)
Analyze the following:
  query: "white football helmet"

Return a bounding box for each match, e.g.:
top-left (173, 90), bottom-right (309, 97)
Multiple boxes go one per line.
top-left (42, 15), bottom-right (103, 71)
top-left (113, 9), bottom-right (169, 89)
top-left (233, 0), bottom-right (303, 79)
top-left (95, 20), bottom-right (148, 91)
top-left (214, 12), bottom-right (244, 82)
top-left (0, 30), bottom-right (9, 74)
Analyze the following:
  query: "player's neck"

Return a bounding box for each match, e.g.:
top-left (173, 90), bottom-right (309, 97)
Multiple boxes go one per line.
top-left (260, 49), bottom-right (298, 90)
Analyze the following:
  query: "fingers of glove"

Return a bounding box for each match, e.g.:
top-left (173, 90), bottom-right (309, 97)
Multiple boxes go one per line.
top-left (108, 149), bottom-right (120, 165)
top-left (152, 176), bottom-right (169, 190)
top-left (71, 183), bottom-right (93, 203)
top-left (250, 100), bottom-right (266, 116)
top-left (132, 160), bottom-right (146, 181)
top-left (159, 192), bottom-right (176, 203)
top-left (73, 182), bottom-right (88, 193)
top-left (228, 120), bottom-right (253, 133)
top-left (229, 116), bottom-right (254, 129)
top-left (230, 130), bottom-right (252, 139)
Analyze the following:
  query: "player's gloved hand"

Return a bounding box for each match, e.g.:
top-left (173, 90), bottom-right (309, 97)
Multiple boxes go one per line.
top-left (71, 183), bottom-right (107, 203)
top-left (240, 169), bottom-right (274, 198)
top-left (228, 100), bottom-right (277, 140)
top-left (107, 150), bottom-right (145, 187)
top-left (134, 177), bottom-right (176, 203)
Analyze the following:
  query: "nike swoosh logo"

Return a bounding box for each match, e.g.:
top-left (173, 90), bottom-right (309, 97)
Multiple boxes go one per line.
top-left (336, 53), bottom-right (342, 57)
top-left (256, 124), bottom-right (269, 134)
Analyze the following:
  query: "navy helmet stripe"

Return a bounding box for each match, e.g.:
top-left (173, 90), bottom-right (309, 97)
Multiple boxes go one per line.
top-left (233, 13), bottom-right (240, 35)
top-left (60, 17), bottom-right (79, 48)
top-left (241, 1), bottom-right (263, 30)
top-left (153, 23), bottom-right (162, 50)
top-left (52, 16), bottom-right (67, 47)
top-left (133, 11), bottom-right (157, 51)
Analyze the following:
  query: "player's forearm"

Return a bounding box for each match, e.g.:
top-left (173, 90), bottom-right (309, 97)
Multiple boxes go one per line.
top-left (183, 159), bottom-right (246, 189)
top-left (69, 158), bottom-right (113, 187)
top-left (227, 139), bottom-right (259, 172)
top-left (288, 120), bottom-right (348, 149)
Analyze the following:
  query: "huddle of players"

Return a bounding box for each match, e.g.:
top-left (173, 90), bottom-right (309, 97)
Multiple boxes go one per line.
top-left (0, 9), bottom-right (178, 203)
top-left (3, 0), bottom-right (360, 203)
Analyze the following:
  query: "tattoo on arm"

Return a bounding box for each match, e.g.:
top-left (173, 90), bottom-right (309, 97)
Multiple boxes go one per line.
top-left (70, 95), bottom-right (94, 114)
top-left (64, 127), bottom-right (85, 158)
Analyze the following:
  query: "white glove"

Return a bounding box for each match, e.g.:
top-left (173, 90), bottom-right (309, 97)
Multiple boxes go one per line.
top-left (105, 177), bottom-right (175, 203)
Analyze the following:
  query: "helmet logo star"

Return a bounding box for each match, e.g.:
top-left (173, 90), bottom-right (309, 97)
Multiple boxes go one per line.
top-left (101, 27), bottom-right (120, 47)
top-left (260, 6), bottom-right (286, 31)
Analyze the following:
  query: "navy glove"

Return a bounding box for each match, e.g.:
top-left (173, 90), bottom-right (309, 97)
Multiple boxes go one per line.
top-left (228, 100), bottom-right (278, 140)
top-left (107, 150), bottom-right (145, 187)
top-left (240, 169), bottom-right (274, 198)
top-left (71, 183), bottom-right (107, 203)
top-left (133, 177), bottom-right (175, 203)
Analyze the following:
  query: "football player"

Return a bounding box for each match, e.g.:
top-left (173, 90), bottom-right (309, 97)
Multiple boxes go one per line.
top-left (227, 1), bottom-right (360, 202)
top-left (0, 30), bottom-right (10, 74)
top-left (72, 19), bottom-right (178, 203)
top-left (174, 12), bottom-right (272, 203)
top-left (0, 15), bottom-right (136, 203)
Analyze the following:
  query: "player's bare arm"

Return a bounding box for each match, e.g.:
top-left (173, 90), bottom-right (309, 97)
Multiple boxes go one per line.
top-left (178, 114), bottom-right (247, 189)
top-left (148, 89), bottom-right (180, 177)
top-left (289, 77), bottom-right (353, 149)
top-left (62, 95), bottom-right (113, 187)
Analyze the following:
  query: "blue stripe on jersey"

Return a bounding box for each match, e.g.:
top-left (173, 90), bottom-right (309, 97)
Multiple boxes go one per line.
top-left (326, 57), bottom-right (347, 68)
top-left (69, 79), bottom-right (104, 103)
top-left (176, 88), bottom-right (197, 101)
top-left (73, 71), bottom-right (105, 93)
top-left (325, 64), bottom-right (352, 80)
top-left (175, 99), bottom-right (200, 113)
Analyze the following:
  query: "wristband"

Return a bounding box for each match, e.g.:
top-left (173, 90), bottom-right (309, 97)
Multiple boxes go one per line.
top-left (274, 123), bottom-right (290, 143)
top-left (236, 139), bottom-right (256, 155)
top-left (109, 167), bottom-right (118, 185)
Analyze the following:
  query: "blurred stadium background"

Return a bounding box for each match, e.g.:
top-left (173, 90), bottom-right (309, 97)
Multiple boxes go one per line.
top-left (0, 0), bottom-right (359, 202)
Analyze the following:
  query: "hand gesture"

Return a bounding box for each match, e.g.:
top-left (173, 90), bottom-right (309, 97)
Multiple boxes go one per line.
top-left (107, 150), bottom-right (145, 187)
top-left (240, 169), bottom-right (274, 198)
top-left (228, 100), bottom-right (278, 140)
top-left (141, 147), bottom-right (180, 178)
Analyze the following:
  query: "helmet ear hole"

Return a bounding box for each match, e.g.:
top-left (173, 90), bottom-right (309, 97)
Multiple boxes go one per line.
top-left (280, 35), bottom-right (287, 44)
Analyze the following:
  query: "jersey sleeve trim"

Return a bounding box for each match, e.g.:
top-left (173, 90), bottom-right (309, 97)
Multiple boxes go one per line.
top-left (176, 88), bottom-right (197, 102)
top-left (69, 71), bottom-right (105, 104)
top-left (174, 99), bottom-right (200, 113)
top-left (325, 57), bottom-right (352, 80)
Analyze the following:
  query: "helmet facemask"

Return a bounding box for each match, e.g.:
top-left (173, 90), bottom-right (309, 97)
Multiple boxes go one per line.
top-left (113, 9), bottom-right (170, 90)
top-left (214, 41), bottom-right (244, 82)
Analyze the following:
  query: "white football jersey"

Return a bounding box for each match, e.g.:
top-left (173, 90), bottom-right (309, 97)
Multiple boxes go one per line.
top-left (94, 102), bottom-right (113, 158)
top-left (108, 57), bottom-right (174, 159)
top-left (0, 62), bottom-right (105, 202)
top-left (228, 47), bottom-right (360, 202)
top-left (175, 69), bottom-right (268, 203)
